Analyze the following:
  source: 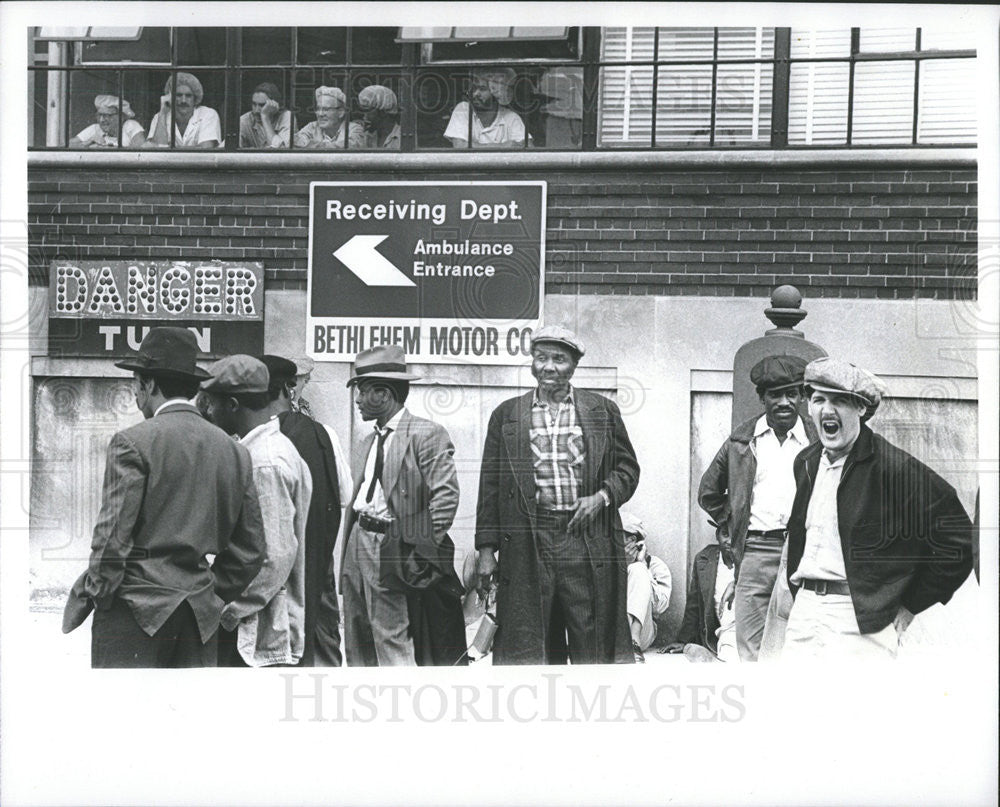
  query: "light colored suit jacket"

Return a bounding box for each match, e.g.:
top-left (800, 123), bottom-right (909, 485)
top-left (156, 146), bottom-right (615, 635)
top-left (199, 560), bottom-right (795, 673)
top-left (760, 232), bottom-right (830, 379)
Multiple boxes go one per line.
top-left (341, 409), bottom-right (459, 586)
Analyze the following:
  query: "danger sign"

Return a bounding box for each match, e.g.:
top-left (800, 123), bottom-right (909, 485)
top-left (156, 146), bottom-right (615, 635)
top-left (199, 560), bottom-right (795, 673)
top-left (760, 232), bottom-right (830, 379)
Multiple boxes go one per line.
top-left (307, 181), bottom-right (545, 364)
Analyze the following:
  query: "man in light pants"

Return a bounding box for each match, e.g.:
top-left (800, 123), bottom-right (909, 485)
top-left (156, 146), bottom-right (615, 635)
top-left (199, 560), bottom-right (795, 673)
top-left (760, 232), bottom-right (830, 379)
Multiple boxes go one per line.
top-left (783, 358), bottom-right (973, 659)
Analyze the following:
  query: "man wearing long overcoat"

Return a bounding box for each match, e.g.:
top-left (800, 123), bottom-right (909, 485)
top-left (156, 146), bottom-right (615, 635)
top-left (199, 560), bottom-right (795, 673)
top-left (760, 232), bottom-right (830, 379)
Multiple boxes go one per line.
top-left (475, 325), bottom-right (640, 664)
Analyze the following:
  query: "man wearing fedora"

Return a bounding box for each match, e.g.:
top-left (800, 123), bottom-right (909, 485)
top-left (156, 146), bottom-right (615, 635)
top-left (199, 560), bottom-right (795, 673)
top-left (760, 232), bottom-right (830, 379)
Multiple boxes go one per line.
top-left (260, 354), bottom-right (353, 666)
top-left (783, 357), bottom-right (974, 659)
top-left (200, 355), bottom-right (313, 667)
top-left (62, 328), bottom-right (267, 668)
top-left (698, 355), bottom-right (818, 661)
top-left (341, 345), bottom-right (466, 666)
top-left (474, 325), bottom-right (640, 665)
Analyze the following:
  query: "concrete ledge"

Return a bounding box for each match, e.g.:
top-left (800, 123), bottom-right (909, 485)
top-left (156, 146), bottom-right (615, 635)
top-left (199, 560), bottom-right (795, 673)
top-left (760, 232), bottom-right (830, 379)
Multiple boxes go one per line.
top-left (28, 147), bottom-right (977, 171)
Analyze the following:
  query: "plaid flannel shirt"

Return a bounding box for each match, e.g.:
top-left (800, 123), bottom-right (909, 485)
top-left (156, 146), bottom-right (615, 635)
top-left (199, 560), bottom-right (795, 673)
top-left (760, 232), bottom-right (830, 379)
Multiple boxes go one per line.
top-left (530, 387), bottom-right (585, 510)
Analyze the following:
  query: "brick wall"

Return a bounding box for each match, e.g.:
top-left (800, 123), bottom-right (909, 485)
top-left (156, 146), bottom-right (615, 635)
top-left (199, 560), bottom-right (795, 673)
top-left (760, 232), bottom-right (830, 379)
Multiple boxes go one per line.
top-left (28, 164), bottom-right (977, 300)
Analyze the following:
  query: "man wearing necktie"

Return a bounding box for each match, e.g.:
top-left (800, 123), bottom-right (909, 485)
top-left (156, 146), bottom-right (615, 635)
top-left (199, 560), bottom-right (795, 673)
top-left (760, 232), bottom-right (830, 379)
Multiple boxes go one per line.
top-left (340, 345), bottom-right (465, 666)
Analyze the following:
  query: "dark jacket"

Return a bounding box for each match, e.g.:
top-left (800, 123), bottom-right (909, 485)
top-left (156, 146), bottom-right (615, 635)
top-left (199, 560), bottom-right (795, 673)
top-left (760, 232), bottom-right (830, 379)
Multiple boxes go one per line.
top-left (676, 544), bottom-right (722, 653)
top-left (475, 388), bottom-right (640, 665)
top-left (698, 413), bottom-right (818, 564)
top-left (786, 425), bottom-right (974, 633)
top-left (279, 410), bottom-right (343, 667)
top-left (63, 402), bottom-right (267, 641)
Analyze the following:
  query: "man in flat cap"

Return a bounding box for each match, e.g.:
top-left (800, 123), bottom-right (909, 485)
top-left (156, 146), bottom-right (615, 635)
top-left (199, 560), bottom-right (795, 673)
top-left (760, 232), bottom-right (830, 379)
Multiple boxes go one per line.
top-left (260, 354), bottom-right (353, 666)
top-left (475, 324), bottom-right (640, 664)
top-left (341, 345), bottom-right (466, 666)
top-left (63, 328), bottom-right (266, 667)
top-left (201, 355), bottom-right (313, 666)
top-left (698, 354), bottom-right (818, 661)
top-left (783, 358), bottom-right (974, 659)
top-left (621, 511), bottom-right (672, 662)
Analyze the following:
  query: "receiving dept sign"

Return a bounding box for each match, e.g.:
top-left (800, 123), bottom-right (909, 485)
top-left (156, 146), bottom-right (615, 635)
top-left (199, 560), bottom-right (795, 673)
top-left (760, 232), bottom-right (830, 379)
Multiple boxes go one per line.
top-left (307, 181), bottom-right (545, 364)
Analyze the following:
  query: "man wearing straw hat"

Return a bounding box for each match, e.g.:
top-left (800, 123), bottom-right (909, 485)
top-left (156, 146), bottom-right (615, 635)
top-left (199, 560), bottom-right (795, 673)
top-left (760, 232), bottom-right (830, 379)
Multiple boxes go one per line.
top-left (783, 357), bottom-right (974, 659)
top-left (341, 345), bottom-right (466, 666)
top-left (62, 327), bottom-right (266, 667)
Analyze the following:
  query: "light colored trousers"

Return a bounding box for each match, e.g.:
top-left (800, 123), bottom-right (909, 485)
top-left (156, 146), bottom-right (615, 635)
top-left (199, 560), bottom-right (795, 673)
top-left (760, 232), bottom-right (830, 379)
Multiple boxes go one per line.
top-left (341, 522), bottom-right (416, 666)
top-left (734, 536), bottom-right (784, 661)
top-left (783, 588), bottom-right (898, 660)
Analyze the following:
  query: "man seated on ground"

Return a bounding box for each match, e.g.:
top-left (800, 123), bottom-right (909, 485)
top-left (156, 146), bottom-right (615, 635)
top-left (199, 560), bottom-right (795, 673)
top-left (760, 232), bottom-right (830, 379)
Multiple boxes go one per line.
top-left (665, 542), bottom-right (739, 662)
top-left (621, 512), bottom-right (672, 662)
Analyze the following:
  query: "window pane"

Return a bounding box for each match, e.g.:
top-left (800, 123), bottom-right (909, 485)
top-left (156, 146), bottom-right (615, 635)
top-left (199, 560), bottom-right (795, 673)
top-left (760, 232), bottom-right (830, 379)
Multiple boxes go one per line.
top-left (858, 28), bottom-right (916, 52)
top-left (350, 73), bottom-right (403, 148)
top-left (415, 68), bottom-right (461, 147)
top-left (920, 30), bottom-right (976, 51)
top-left (292, 72), bottom-right (360, 149)
top-left (715, 62), bottom-right (773, 144)
top-left (790, 29), bottom-right (851, 58)
top-left (537, 66), bottom-right (583, 148)
top-left (601, 27), bottom-right (654, 61)
top-left (918, 58), bottom-right (976, 143)
top-left (350, 28), bottom-right (403, 64)
top-left (176, 28), bottom-right (227, 65)
top-left (717, 27), bottom-right (775, 61)
top-left (788, 62), bottom-right (849, 144)
top-left (598, 65), bottom-right (653, 147)
top-left (428, 30), bottom-right (580, 62)
top-left (297, 28), bottom-right (348, 64)
top-left (655, 65), bottom-right (712, 145)
top-left (242, 28), bottom-right (293, 65)
top-left (79, 27), bottom-right (169, 63)
top-left (657, 28), bottom-right (714, 60)
top-left (852, 61), bottom-right (914, 144)
top-left (68, 70), bottom-right (118, 145)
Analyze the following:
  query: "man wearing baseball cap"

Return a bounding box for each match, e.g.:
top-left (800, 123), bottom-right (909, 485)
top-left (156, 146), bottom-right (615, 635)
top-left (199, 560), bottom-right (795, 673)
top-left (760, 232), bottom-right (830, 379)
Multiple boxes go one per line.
top-left (475, 324), bottom-right (640, 664)
top-left (62, 328), bottom-right (267, 667)
top-left (783, 357), bottom-right (974, 658)
top-left (260, 354), bottom-right (353, 666)
top-left (698, 354), bottom-right (818, 661)
top-left (201, 355), bottom-right (313, 666)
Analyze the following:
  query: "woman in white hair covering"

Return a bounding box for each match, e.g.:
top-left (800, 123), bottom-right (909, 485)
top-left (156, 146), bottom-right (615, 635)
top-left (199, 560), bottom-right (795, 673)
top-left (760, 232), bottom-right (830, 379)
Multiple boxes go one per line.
top-left (444, 67), bottom-right (525, 149)
top-left (294, 86), bottom-right (366, 149)
top-left (357, 84), bottom-right (400, 150)
top-left (69, 95), bottom-right (146, 148)
top-left (145, 72), bottom-right (222, 148)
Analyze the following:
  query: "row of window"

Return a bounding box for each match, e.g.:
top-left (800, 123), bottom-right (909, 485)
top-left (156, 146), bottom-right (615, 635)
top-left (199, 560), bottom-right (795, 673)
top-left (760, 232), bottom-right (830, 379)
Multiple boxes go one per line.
top-left (29, 26), bottom-right (977, 151)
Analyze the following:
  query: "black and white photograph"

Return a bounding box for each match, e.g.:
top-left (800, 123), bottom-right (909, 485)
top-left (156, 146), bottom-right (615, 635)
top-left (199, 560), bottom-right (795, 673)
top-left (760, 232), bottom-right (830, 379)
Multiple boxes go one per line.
top-left (1, 2), bottom-right (997, 805)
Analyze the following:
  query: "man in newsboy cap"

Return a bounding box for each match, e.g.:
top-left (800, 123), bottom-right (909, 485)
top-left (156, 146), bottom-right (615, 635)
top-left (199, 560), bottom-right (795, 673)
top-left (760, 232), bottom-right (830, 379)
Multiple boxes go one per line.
top-left (201, 355), bottom-right (313, 666)
top-left (698, 354), bottom-right (818, 661)
top-left (63, 328), bottom-right (267, 667)
top-left (474, 324), bottom-right (640, 664)
top-left (782, 358), bottom-right (974, 659)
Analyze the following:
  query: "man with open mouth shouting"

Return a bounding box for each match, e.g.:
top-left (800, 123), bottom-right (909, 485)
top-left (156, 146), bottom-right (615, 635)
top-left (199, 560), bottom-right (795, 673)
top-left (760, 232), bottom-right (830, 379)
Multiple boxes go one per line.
top-left (782, 358), bottom-right (974, 659)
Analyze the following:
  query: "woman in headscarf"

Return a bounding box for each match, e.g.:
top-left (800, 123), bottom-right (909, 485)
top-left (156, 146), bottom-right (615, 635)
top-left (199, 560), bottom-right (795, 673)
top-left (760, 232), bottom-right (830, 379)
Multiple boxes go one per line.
top-left (444, 67), bottom-right (525, 149)
top-left (357, 85), bottom-right (400, 150)
top-left (145, 72), bottom-right (222, 148)
top-left (293, 86), bottom-right (366, 149)
top-left (239, 82), bottom-right (292, 149)
top-left (69, 95), bottom-right (146, 148)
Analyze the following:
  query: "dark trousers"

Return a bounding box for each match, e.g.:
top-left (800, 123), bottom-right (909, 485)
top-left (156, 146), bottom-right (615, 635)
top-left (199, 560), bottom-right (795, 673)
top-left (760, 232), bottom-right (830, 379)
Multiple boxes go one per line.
top-left (536, 510), bottom-right (598, 664)
top-left (92, 598), bottom-right (216, 668)
top-left (216, 626), bottom-right (249, 667)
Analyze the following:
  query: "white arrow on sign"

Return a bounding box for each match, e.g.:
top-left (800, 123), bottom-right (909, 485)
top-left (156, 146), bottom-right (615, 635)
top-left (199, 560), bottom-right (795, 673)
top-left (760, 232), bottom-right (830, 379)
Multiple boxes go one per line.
top-left (333, 234), bottom-right (415, 287)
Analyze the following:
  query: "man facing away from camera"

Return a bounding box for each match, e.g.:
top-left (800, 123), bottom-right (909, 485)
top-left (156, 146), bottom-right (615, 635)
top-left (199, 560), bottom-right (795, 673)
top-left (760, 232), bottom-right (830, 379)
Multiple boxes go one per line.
top-left (698, 355), bottom-right (818, 661)
top-left (62, 327), bottom-right (266, 668)
top-left (475, 325), bottom-right (640, 665)
top-left (783, 357), bottom-right (974, 659)
top-left (260, 355), bottom-right (353, 667)
top-left (200, 355), bottom-right (313, 667)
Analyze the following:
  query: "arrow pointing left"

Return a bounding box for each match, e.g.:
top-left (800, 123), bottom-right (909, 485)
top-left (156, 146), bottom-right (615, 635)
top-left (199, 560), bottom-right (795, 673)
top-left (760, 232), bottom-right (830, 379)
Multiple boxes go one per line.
top-left (333, 234), bottom-right (415, 287)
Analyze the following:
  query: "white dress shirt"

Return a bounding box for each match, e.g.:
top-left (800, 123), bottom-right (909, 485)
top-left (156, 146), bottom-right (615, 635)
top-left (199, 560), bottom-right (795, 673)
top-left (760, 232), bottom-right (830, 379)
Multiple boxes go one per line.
top-left (747, 414), bottom-right (808, 533)
top-left (790, 452), bottom-right (848, 583)
top-left (352, 408), bottom-right (406, 518)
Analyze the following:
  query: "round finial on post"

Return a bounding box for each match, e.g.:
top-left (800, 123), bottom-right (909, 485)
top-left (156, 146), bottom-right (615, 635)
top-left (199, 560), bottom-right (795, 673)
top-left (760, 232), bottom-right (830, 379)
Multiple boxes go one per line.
top-left (764, 284), bottom-right (807, 335)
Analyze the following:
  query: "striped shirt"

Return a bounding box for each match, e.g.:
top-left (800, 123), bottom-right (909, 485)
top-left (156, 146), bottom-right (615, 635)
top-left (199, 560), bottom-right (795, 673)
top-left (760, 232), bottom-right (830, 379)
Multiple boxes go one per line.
top-left (530, 387), bottom-right (585, 510)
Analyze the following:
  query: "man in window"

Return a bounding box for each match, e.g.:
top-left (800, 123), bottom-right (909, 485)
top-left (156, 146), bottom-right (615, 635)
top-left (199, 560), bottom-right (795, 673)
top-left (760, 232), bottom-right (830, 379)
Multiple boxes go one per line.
top-left (358, 85), bottom-right (400, 150)
top-left (444, 67), bottom-right (526, 148)
top-left (294, 86), bottom-right (366, 149)
top-left (783, 358), bottom-right (974, 659)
